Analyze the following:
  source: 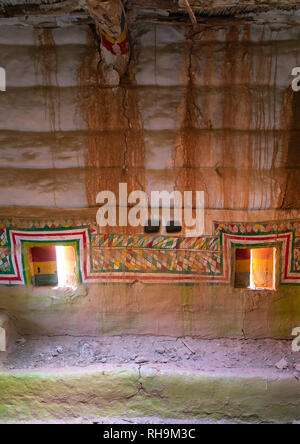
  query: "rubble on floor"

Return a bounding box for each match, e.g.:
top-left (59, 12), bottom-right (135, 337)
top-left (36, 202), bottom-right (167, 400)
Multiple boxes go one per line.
top-left (3, 335), bottom-right (300, 377)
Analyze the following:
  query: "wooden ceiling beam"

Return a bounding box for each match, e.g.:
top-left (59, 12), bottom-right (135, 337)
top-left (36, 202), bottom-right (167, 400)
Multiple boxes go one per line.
top-left (180, 0), bottom-right (198, 27)
top-left (1, 0), bottom-right (300, 23)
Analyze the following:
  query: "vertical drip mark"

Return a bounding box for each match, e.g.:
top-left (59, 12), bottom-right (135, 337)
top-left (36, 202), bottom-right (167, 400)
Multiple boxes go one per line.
top-left (270, 38), bottom-right (279, 209)
top-left (175, 26), bottom-right (209, 213)
top-left (281, 90), bottom-right (300, 209)
top-left (181, 285), bottom-right (194, 337)
top-left (33, 28), bottom-right (61, 208)
top-left (154, 24), bottom-right (157, 86)
top-left (77, 28), bottom-right (146, 230)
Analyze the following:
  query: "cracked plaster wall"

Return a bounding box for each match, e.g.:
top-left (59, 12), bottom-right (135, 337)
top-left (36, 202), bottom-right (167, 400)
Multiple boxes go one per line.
top-left (0, 19), bottom-right (300, 338)
top-left (1, 21), bottom-right (299, 217)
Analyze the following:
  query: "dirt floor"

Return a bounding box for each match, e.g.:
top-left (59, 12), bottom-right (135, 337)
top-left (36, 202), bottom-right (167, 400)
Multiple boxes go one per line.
top-left (1, 336), bottom-right (300, 424)
top-left (0, 417), bottom-right (241, 424)
top-left (3, 335), bottom-right (300, 378)
top-left (2, 417), bottom-right (299, 424)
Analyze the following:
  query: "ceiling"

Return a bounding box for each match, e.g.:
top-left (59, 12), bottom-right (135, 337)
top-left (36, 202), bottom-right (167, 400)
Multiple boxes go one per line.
top-left (1, 0), bottom-right (300, 27)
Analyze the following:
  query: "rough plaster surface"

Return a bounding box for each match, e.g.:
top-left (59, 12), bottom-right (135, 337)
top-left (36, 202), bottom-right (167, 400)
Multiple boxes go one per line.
top-left (1, 16), bottom-right (300, 339)
top-left (1, 3), bottom-right (300, 424)
top-left (0, 284), bottom-right (300, 339)
top-left (0, 20), bottom-right (300, 210)
top-left (0, 364), bottom-right (299, 423)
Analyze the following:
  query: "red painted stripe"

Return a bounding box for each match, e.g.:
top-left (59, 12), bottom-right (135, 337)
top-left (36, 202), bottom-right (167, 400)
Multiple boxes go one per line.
top-left (101, 35), bottom-right (128, 56)
top-left (12, 231), bottom-right (85, 238)
top-left (236, 249), bottom-right (251, 260)
top-left (85, 273), bottom-right (227, 283)
top-left (31, 246), bottom-right (56, 262)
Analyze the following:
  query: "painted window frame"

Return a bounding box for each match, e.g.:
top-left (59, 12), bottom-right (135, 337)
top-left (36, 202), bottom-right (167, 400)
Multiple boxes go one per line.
top-left (232, 243), bottom-right (280, 291)
top-left (22, 239), bottom-right (81, 287)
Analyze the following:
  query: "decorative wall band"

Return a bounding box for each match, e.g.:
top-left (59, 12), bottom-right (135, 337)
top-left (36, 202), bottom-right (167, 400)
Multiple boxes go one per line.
top-left (91, 234), bottom-right (220, 251)
top-left (0, 219), bottom-right (300, 285)
top-left (214, 220), bottom-right (300, 236)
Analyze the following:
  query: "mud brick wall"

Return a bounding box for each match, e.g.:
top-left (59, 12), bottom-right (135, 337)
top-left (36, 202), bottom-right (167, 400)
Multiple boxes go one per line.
top-left (0, 17), bottom-right (300, 338)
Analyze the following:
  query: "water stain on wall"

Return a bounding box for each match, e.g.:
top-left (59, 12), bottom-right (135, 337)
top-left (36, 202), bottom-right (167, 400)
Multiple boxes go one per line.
top-left (33, 28), bottom-right (61, 132)
top-left (77, 27), bottom-right (146, 226)
top-left (282, 90), bottom-right (300, 209)
top-left (174, 26), bottom-right (210, 208)
top-left (33, 28), bottom-right (61, 207)
top-left (175, 23), bottom-right (297, 211)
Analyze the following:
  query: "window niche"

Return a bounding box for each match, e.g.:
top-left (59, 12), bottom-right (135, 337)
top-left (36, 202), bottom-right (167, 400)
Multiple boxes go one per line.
top-left (29, 245), bottom-right (77, 289)
top-left (234, 247), bottom-right (277, 291)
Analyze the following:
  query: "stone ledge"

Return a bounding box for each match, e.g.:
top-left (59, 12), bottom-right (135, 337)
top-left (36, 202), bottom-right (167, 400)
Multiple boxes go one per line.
top-left (0, 365), bottom-right (299, 423)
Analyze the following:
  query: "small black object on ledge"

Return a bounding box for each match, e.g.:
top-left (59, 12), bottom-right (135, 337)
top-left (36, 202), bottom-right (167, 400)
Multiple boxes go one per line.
top-left (166, 220), bottom-right (182, 233)
top-left (144, 219), bottom-right (161, 233)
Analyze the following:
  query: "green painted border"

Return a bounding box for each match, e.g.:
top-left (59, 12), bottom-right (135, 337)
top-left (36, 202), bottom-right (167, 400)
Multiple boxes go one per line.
top-left (0, 229), bottom-right (13, 275)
